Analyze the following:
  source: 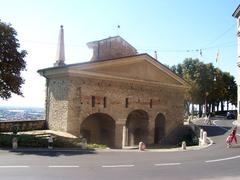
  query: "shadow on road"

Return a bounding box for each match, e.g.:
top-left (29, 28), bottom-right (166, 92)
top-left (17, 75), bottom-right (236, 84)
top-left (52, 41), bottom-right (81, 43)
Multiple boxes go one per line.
top-left (0, 148), bottom-right (97, 157)
top-left (198, 125), bottom-right (231, 137)
top-left (230, 144), bottom-right (240, 148)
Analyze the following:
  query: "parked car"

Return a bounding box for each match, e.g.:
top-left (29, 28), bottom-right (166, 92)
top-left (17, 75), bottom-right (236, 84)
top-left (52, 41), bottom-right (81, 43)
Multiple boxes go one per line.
top-left (226, 111), bottom-right (235, 119)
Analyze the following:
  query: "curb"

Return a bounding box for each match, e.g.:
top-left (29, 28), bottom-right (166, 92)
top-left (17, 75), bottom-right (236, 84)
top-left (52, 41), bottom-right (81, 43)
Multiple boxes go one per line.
top-left (0, 142), bottom-right (213, 153)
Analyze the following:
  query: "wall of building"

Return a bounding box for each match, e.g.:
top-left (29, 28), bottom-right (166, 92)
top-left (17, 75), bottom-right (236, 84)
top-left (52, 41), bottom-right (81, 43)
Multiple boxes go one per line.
top-left (89, 37), bottom-right (137, 61)
top-left (47, 78), bottom-right (69, 131)
top-left (64, 77), bottom-right (185, 148)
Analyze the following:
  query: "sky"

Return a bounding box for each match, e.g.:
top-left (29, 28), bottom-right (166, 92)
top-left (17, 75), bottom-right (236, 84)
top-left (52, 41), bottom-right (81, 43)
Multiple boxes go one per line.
top-left (0, 0), bottom-right (240, 108)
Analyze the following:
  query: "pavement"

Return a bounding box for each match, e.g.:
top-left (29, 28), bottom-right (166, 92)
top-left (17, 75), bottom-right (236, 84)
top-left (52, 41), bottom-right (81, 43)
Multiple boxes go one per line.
top-left (2, 116), bottom-right (238, 154)
top-left (0, 118), bottom-right (239, 180)
top-left (1, 119), bottom-right (216, 153)
top-left (3, 142), bottom-right (212, 153)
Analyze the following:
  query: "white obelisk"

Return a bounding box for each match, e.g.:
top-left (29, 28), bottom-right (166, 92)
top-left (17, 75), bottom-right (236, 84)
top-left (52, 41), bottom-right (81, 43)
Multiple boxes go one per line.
top-left (54, 25), bottom-right (65, 67)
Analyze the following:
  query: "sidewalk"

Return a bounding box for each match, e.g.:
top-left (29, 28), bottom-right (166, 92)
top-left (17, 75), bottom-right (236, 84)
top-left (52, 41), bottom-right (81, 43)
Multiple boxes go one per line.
top-left (0, 140), bottom-right (213, 153)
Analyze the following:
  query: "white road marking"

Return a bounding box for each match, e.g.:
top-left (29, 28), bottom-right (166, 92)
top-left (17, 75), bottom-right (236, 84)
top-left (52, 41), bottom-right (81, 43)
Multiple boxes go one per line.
top-left (48, 165), bottom-right (79, 168)
top-left (101, 164), bottom-right (135, 168)
top-left (205, 155), bottom-right (240, 163)
top-left (0, 166), bottom-right (29, 168)
top-left (212, 120), bottom-right (229, 131)
top-left (154, 163), bottom-right (181, 166)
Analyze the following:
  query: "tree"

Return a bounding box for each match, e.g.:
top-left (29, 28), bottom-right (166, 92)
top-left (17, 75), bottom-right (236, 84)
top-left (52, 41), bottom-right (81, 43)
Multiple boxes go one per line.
top-left (0, 21), bottom-right (27, 99)
top-left (171, 58), bottom-right (237, 116)
top-left (171, 58), bottom-right (202, 115)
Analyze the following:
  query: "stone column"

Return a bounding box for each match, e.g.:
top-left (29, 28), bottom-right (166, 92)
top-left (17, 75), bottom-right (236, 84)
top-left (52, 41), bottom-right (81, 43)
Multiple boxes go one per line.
top-left (122, 125), bottom-right (126, 148)
top-left (115, 122), bottom-right (124, 149)
top-left (148, 120), bottom-right (155, 145)
top-left (125, 126), bottom-right (128, 146)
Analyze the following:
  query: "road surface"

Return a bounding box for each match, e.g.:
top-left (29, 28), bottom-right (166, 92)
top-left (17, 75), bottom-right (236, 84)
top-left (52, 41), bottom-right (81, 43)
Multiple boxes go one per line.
top-left (0, 118), bottom-right (239, 180)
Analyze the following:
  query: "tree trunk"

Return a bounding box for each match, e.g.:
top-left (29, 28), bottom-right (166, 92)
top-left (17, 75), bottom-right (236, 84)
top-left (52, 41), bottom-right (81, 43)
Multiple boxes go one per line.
top-left (208, 103), bottom-right (211, 113)
top-left (211, 103), bottom-right (215, 112)
top-left (227, 101), bottom-right (229, 111)
top-left (191, 102), bottom-right (194, 116)
top-left (221, 101), bottom-right (224, 111)
top-left (199, 104), bottom-right (202, 117)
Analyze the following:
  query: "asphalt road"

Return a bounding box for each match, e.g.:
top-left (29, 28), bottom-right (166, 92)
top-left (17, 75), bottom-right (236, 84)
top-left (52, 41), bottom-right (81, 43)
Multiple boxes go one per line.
top-left (0, 118), bottom-right (239, 180)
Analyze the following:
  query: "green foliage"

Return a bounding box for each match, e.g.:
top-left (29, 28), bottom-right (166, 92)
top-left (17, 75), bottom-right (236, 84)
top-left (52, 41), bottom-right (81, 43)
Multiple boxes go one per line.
top-left (171, 58), bottom-right (237, 114)
top-left (0, 134), bottom-right (12, 147)
top-left (0, 133), bottom-right (84, 148)
top-left (52, 136), bottom-right (83, 148)
top-left (178, 133), bottom-right (199, 146)
top-left (86, 144), bottom-right (107, 149)
top-left (18, 135), bottom-right (48, 147)
top-left (11, 124), bottom-right (19, 135)
top-left (0, 20), bottom-right (27, 99)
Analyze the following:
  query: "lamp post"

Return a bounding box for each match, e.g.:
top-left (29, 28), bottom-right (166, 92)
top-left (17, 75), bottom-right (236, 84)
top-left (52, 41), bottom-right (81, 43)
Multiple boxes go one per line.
top-left (227, 85), bottom-right (230, 111)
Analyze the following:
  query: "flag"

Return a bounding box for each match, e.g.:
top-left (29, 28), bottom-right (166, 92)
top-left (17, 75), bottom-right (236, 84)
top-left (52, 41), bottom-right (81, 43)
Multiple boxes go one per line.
top-left (216, 49), bottom-right (220, 62)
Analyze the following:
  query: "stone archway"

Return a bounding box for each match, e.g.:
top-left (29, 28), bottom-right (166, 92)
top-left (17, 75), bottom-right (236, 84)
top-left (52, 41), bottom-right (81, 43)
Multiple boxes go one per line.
top-left (80, 113), bottom-right (115, 147)
top-left (154, 113), bottom-right (166, 144)
top-left (126, 110), bottom-right (149, 146)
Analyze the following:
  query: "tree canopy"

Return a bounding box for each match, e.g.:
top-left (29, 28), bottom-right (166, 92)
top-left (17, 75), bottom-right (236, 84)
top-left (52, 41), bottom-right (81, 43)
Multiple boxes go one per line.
top-left (0, 21), bottom-right (27, 99)
top-left (171, 58), bottom-right (237, 115)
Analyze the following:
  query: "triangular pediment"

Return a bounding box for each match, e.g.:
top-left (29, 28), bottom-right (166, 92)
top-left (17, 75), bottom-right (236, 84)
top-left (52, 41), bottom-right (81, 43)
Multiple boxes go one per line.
top-left (69, 54), bottom-right (188, 87)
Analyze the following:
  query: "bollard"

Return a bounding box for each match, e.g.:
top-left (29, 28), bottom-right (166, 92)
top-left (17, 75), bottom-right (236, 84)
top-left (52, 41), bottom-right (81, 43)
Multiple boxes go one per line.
top-left (82, 138), bottom-right (87, 149)
top-left (138, 142), bottom-right (146, 151)
top-left (202, 131), bottom-right (207, 145)
top-left (12, 137), bottom-right (18, 149)
top-left (48, 136), bottom-right (53, 149)
top-left (182, 141), bottom-right (186, 150)
top-left (200, 129), bottom-right (203, 140)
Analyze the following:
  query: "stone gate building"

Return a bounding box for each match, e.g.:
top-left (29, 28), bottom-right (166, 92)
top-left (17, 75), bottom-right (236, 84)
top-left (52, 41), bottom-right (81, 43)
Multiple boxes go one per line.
top-left (38, 26), bottom-right (189, 148)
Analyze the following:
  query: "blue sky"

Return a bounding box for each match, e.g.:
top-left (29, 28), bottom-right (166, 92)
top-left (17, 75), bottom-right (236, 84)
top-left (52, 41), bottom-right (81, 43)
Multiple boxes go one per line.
top-left (1, 0), bottom-right (239, 107)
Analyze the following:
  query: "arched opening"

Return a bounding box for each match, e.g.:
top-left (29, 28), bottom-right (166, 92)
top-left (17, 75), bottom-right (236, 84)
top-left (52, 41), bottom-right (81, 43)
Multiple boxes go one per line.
top-left (80, 113), bottom-right (115, 147)
top-left (154, 113), bottom-right (166, 144)
top-left (126, 110), bottom-right (149, 146)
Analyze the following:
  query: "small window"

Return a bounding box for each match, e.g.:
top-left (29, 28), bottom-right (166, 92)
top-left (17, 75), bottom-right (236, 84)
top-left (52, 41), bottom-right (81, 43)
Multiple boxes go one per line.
top-left (150, 99), bottom-right (152, 108)
top-left (125, 98), bottom-right (129, 108)
top-left (103, 97), bottom-right (107, 108)
top-left (92, 96), bottom-right (95, 107)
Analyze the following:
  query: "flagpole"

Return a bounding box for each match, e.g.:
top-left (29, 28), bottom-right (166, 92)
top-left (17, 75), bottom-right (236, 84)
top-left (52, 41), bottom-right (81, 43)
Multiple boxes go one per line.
top-left (117, 25), bottom-right (120, 36)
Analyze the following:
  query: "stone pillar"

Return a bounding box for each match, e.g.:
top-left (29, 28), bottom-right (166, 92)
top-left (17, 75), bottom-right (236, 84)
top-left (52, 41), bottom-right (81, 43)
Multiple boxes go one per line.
top-left (125, 126), bottom-right (128, 146)
top-left (147, 120), bottom-right (155, 145)
top-left (115, 122), bottom-right (124, 149)
top-left (122, 125), bottom-right (126, 148)
top-left (129, 131), bottom-right (134, 146)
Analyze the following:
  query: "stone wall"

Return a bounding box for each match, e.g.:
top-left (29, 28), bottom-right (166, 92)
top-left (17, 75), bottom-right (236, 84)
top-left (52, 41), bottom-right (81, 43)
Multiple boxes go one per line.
top-left (0, 120), bottom-right (46, 132)
top-left (45, 75), bottom-right (185, 148)
top-left (47, 78), bottom-right (69, 131)
top-left (65, 77), bottom-right (185, 147)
